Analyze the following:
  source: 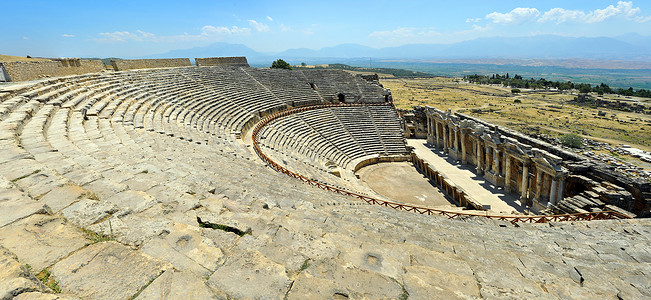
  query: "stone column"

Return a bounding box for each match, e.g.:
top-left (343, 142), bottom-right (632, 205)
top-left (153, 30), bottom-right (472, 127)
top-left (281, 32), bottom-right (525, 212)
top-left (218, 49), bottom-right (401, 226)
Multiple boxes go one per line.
top-left (555, 178), bottom-right (565, 204)
top-left (434, 120), bottom-right (439, 147)
top-left (428, 117), bottom-right (435, 144)
top-left (476, 140), bottom-right (483, 174)
top-left (485, 146), bottom-right (492, 173)
top-left (549, 178), bottom-right (558, 205)
top-left (460, 132), bottom-right (467, 163)
top-left (449, 127), bottom-right (455, 150)
top-left (492, 148), bottom-right (500, 174)
top-left (520, 164), bottom-right (529, 202)
top-left (426, 116), bottom-right (431, 142)
top-left (457, 129), bottom-right (461, 151)
top-left (504, 156), bottom-right (511, 193)
top-left (535, 170), bottom-right (543, 201)
top-left (442, 124), bottom-right (448, 153)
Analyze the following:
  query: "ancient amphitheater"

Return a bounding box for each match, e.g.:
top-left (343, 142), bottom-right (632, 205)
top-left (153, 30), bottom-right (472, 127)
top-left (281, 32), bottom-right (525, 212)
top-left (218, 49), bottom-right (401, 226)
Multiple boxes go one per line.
top-left (0, 58), bottom-right (649, 299)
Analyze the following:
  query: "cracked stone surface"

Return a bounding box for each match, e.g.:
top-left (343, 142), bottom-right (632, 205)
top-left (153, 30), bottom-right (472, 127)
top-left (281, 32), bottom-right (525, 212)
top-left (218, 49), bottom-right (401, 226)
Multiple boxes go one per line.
top-left (50, 241), bottom-right (171, 299)
top-left (0, 214), bottom-right (88, 272)
top-left (207, 249), bottom-right (292, 299)
top-left (0, 245), bottom-right (50, 300)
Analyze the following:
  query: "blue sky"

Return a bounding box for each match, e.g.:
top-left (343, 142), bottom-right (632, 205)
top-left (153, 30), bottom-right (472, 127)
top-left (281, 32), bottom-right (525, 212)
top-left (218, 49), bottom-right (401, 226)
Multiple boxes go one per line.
top-left (2, 0), bottom-right (650, 58)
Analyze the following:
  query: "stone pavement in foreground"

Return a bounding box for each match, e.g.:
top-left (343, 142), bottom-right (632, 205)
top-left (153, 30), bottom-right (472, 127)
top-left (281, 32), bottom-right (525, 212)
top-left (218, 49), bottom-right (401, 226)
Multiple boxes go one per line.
top-left (408, 138), bottom-right (526, 214)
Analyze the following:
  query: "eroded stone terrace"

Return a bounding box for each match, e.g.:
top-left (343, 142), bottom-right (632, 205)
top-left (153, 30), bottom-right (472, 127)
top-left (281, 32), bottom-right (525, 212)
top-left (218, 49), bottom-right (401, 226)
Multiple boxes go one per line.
top-left (0, 66), bottom-right (649, 299)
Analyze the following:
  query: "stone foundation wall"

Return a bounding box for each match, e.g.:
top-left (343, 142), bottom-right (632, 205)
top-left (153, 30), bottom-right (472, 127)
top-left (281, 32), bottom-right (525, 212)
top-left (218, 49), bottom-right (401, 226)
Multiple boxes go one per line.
top-left (411, 154), bottom-right (482, 210)
top-left (195, 57), bottom-right (249, 67)
top-left (0, 59), bottom-right (104, 82)
top-left (111, 58), bottom-right (191, 71)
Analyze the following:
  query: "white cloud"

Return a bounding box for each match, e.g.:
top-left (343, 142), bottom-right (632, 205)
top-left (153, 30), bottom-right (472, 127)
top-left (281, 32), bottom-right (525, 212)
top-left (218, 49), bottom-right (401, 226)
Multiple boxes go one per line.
top-left (266, 16), bottom-right (273, 21)
top-left (248, 20), bottom-right (270, 32)
top-left (486, 7), bottom-right (540, 24)
top-left (538, 8), bottom-right (586, 24)
top-left (22, 36), bottom-right (29, 40)
top-left (95, 25), bottom-right (251, 43)
top-left (466, 17), bottom-right (482, 23)
top-left (62, 34), bottom-right (75, 38)
top-left (280, 24), bottom-right (291, 32)
top-left (539, 1), bottom-right (650, 24)
top-left (201, 25), bottom-right (250, 35)
top-left (587, 1), bottom-right (639, 22)
top-left (97, 30), bottom-right (156, 42)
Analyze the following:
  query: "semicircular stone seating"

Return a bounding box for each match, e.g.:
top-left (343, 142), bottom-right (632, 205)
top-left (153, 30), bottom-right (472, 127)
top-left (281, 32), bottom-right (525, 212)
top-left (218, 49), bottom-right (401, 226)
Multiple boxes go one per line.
top-left (256, 104), bottom-right (409, 194)
top-left (0, 66), bottom-right (649, 299)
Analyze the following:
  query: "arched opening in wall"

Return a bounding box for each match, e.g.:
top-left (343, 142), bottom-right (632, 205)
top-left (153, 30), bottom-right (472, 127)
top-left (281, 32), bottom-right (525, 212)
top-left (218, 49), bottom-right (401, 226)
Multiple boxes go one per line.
top-left (337, 93), bottom-right (345, 103)
top-left (385, 95), bottom-right (390, 102)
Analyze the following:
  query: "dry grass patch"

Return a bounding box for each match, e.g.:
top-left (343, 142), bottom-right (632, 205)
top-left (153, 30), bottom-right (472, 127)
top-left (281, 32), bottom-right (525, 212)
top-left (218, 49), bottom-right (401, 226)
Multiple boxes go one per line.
top-left (0, 54), bottom-right (51, 62)
top-left (385, 77), bottom-right (651, 157)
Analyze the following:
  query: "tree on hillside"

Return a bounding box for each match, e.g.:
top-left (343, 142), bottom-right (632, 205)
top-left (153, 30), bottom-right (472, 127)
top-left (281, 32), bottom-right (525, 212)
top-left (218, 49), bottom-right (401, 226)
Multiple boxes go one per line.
top-left (271, 59), bottom-right (292, 70)
top-left (559, 133), bottom-right (583, 148)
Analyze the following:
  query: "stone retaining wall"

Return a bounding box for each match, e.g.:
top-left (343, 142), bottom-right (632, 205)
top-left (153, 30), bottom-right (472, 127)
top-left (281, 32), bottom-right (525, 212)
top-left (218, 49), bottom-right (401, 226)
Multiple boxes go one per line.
top-left (411, 153), bottom-right (482, 210)
top-left (195, 57), bottom-right (249, 67)
top-left (0, 59), bottom-right (104, 82)
top-left (111, 58), bottom-right (191, 71)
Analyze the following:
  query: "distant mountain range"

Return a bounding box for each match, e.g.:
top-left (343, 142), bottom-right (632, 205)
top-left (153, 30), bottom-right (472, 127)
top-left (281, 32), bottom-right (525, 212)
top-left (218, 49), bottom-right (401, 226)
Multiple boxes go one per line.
top-left (147, 33), bottom-right (651, 68)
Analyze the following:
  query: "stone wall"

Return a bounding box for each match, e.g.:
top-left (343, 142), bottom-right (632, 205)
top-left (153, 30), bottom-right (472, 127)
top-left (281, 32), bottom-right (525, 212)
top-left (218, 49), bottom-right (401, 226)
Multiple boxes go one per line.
top-left (195, 57), bottom-right (249, 67)
top-left (0, 59), bottom-right (104, 82)
top-left (111, 58), bottom-right (191, 71)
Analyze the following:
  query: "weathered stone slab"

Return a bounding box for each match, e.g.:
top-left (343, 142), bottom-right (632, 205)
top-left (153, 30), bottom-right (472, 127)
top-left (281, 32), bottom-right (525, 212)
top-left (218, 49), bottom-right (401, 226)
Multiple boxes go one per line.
top-left (0, 245), bottom-right (49, 299)
top-left (208, 250), bottom-right (291, 299)
top-left (140, 223), bottom-right (224, 277)
top-left (86, 213), bottom-right (171, 247)
top-left (0, 158), bottom-right (40, 182)
top-left (0, 214), bottom-right (87, 272)
top-left (13, 169), bottom-right (68, 199)
top-left (60, 198), bottom-right (119, 227)
top-left (105, 190), bottom-right (159, 213)
top-left (62, 169), bottom-right (101, 186)
top-left (135, 269), bottom-right (223, 300)
top-left (403, 265), bottom-right (480, 299)
top-left (39, 185), bottom-right (86, 213)
top-left (0, 188), bottom-right (49, 228)
top-left (289, 262), bottom-right (404, 299)
top-left (50, 241), bottom-right (171, 299)
top-left (82, 178), bottom-right (127, 200)
top-left (13, 291), bottom-right (80, 300)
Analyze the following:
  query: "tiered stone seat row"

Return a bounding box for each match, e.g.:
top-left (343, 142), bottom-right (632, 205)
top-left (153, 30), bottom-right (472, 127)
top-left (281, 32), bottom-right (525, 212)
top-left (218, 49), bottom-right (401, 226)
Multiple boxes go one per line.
top-left (256, 105), bottom-right (408, 194)
top-left (245, 68), bottom-right (324, 106)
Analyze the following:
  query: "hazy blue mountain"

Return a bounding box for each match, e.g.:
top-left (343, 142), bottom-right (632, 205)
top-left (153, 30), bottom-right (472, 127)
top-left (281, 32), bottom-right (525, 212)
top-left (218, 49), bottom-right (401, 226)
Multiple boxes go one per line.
top-left (439, 35), bottom-right (642, 60)
top-left (147, 34), bottom-right (651, 62)
top-left (613, 32), bottom-right (651, 49)
top-left (147, 42), bottom-right (269, 61)
top-left (277, 43), bottom-right (378, 58)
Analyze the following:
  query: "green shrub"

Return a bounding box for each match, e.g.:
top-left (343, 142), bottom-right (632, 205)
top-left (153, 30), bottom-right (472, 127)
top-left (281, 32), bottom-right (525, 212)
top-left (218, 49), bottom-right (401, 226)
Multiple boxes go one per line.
top-left (513, 99), bottom-right (521, 103)
top-left (511, 88), bottom-right (521, 94)
top-left (271, 59), bottom-right (292, 70)
top-left (559, 133), bottom-right (583, 148)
